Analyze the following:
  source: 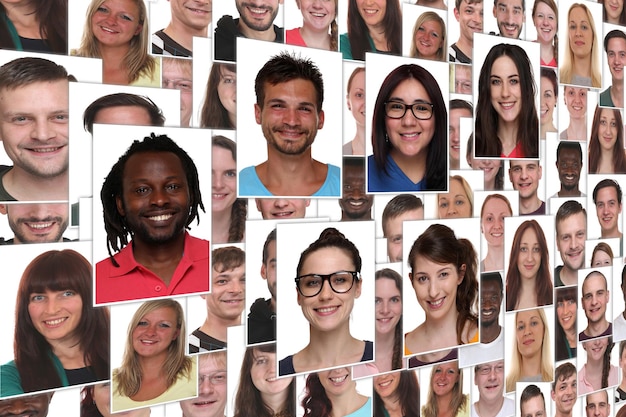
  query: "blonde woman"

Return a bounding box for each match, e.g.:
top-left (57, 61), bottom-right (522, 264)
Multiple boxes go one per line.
top-left (421, 362), bottom-right (469, 417)
top-left (112, 299), bottom-right (196, 411)
top-left (409, 12), bottom-right (446, 61)
top-left (437, 175), bottom-right (473, 219)
top-left (505, 308), bottom-right (553, 392)
top-left (74, 0), bottom-right (157, 86)
top-left (559, 3), bottom-right (601, 88)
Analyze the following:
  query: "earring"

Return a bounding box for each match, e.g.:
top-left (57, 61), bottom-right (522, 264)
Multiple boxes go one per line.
top-left (385, 133), bottom-right (390, 144)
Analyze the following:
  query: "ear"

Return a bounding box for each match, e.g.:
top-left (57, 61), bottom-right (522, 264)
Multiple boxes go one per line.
top-left (173, 328), bottom-right (180, 341)
top-left (134, 23), bottom-right (143, 36)
top-left (537, 165), bottom-right (543, 180)
top-left (261, 263), bottom-right (267, 280)
top-left (346, 94), bottom-right (351, 110)
top-left (354, 278), bottom-right (362, 299)
top-left (454, 7), bottom-right (460, 21)
top-left (458, 264), bottom-right (466, 285)
top-left (297, 288), bottom-right (302, 306)
top-left (304, 199), bottom-right (311, 207)
top-left (255, 103), bottom-right (262, 125)
top-left (115, 195), bottom-right (125, 216)
top-left (551, 390), bottom-right (556, 401)
top-left (317, 110), bottom-right (325, 130)
top-left (255, 198), bottom-right (263, 212)
top-left (0, 204), bottom-right (7, 215)
top-left (492, 4), bottom-right (497, 17)
top-left (200, 293), bottom-right (207, 300)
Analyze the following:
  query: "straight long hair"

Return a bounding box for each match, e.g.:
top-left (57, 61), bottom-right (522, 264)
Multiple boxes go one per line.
top-left (588, 105), bottom-right (626, 174)
top-left (346, 0), bottom-right (402, 60)
top-left (0, 0), bottom-right (67, 53)
top-left (373, 370), bottom-right (420, 417)
top-left (559, 3), bottom-right (601, 88)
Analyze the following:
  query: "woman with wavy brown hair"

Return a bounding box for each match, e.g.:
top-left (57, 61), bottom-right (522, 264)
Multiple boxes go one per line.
top-left (505, 220), bottom-right (553, 311)
top-left (1, 250), bottom-right (109, 396)
top-left (302, 368), bottom-right (371, 417)
top-left (0, 0), bottom-right (67, 53)
top-left (200, 63), bottom-right (237, 129)
top-left (373, 370), bottom-right (420, 417)
top-left (588, 105), bottom-right (626, 174)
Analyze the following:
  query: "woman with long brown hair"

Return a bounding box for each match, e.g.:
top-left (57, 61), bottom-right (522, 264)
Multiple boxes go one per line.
top-left (200, 63), bottom-right (237, 129)
top-left (588, 105), bottom-right (626, 174)
top-left (0, 0), bottom-right (67, 53)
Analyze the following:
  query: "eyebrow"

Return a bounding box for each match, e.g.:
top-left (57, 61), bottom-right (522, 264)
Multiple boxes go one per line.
top-left (267, 98), bottom-right (316, 108)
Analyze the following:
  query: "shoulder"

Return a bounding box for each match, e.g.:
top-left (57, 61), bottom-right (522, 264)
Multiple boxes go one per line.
top-left (1, 361), bottom-right (24, 396)
top-left (278, 355), bottom-right (295, 376)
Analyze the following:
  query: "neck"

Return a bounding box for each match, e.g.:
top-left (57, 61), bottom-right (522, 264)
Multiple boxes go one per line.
top-left (328, 390), bottom-right (365, 417)
top-left (538, 42), bottom-right (554, 61)
top-left (132, 232), bottom-right (186, 269)
top-left (483, 244), bottom-right (504, 270)
top-left (298, 25), bottom-right (330, 50)
top-left (3, 167), bottom-right (68, 201)
top-left (518, 194), bottom-right (542, 214)
top-left (389, 148), bottom-right (427, 184)
top-left (350, 124), bottom-right (366, 155)
top-left (601, 228), bottom-right (622, 239)
top-left (480, 323), bottom-right (501, 344)
top-left (559, 265), bottom-right (578, 286)
top-left (520, 352), bottom-right (541, 377)
top-left (611, 81), bottom-right (624, 107)
top-left (572, 58), bottom-right (592, 79)
top-left (455, 36), bottom-right (473, 58)
top-left (261, 387), bottom-right (290, 414)
top-left (200, 313), bottom-right (241, 343)
top-left (164, 21), bottom-right (208, 51)
top-left (49, 337), bottom-right (85, 368)
top-left (211, 208), bottom-right (232, 243)
top-left (558, 185), bottom-right (581, 197)
top-left (585, 318), bottom-right (609, 337)
top-left (475, 395), bottom-right (505, 417)
top-left (374, 329), bottom-right (396, 372)
top-left (497, 121), bottom-right (519, 155)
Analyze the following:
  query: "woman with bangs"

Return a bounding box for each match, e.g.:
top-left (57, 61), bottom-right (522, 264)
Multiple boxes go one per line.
top-left (112, 299), bottom-right (195, 410)
top-left (200, 63), bottom-right (237, 129)
top-left (505, 308), bottom-right (553, 392)
top-left (559, 3), bottom-right (601, 88)
top-left (505, 220), bottom-right (553, 311)
top-left (234, 344), bottom-right (295, 417)
top-left (588, 105), bottom-right (626, 174)
top-left (404, 224), bottom-right (479, 355)
top-left (555, 286), bottom-right (577, 361)
top-left (1, 250), bottom-right (109, 396)
top-left (286, 0), bottom-right (338, 51)
top-left (373, 370), bottom-right (420, 417)
top-left (421, 361), bottom-right (469, 417)
top-left (475, 43), bottom-right (539, 158)
top-left (409, 12), bottom-right (446, 62)
top-left (73, 0), bottom-right (157, 86)
top-left (340, 0), bottom-right (402, 60)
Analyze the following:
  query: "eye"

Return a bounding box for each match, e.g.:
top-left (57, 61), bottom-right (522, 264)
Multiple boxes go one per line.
top-left (416, 274), bottom-right (429, 283)
top-left (166, 183), bottom-right (181, 191)
top-left (30, 294), bottom-right (45, 302)
top-left (96, 6), bottom-right (108, 13)
top-left (158, 322), bottom-right (171, 328)
top-left (62, 290), bottom-right (75, 297)
top-left (225, 170), bottom-right (236, 178)
top-left (135, 186), bottom-right (149, 194)
top-left (137, 320), bottom-right (148, 326)
top-left (121, 14), bottom-right (133, 21)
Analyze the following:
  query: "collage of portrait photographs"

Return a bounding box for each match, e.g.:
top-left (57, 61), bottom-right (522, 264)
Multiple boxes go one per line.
top-left (2, 0), bottom-right (626, 417)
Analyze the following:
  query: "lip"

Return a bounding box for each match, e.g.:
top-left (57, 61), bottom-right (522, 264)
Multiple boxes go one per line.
top-left (191, 399), bottom-right (217, 407)
top-left (499, 101), bottom-right (516, 110)
top-left (269, 210), bottom-right (295, 217)
top-left (246, 5), bottom-right (271, 19)
top-left (398, 132), bottom-right (421, 141)
top-left (314, 305), bottom-right (339, 316)
top-left (186, 6), bottom-right (210, 15)
top-left (43, 317), bottom-right (68, 327)
top-left (212, 193), bottom-right (230, 200)
top-left (522, 338), bottom-right (535, 345)
top-left (427, 297), bottom-right (445, 309)
top-left (24, 144), bottom-right (66, 156)
top-left (328, 373), bottom-right (349, 385)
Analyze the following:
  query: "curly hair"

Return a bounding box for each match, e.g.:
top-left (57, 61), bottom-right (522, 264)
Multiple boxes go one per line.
top-left (14, 250), bottom-right (109, 392)
top-left (505, 220), bottom-right (553, 311)
top-left (407, 224), bottom-right (479, 345)
top-left (422, 363), bottom-right (467, 417)
top-left (200, 63), bottom-right (236, 129)
top-left (0, 0), bottom-right (67, 53)
top-left (100, 134), bottom-right (205, 266)
top-left (410, 11), bottom-right (447, 61)
top-left (212, 135), bottom-right (246, 243)
top-left (74, 0), bottom-right (156, 84)
top-left (373, 370), bottom-right (420, 417)
top-left (234, 344), bottom-right (295, 417)
top-left (114, 299), bottom-right (192, 397)
top-left (346, 0), bottom-right (402, 60)
top-left (302, 373), bottom-right (333, 417)
top-left (475, 43), bottom-right (539, 158)
top-left (588, 105), bottom-right (626, 174)
top-left (559, 3), bottom-right (601, 88)
top-left (375, 268), bottom-right (403, 370)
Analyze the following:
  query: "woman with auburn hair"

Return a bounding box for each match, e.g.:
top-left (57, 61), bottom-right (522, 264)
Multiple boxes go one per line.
top-left (437, 175), bottom-right (473, 219)
top-left (200, 63), bottom-right (237, 129)
top-left (286, 0), bottom-right (338, 51)
top-left (234, 344), bottom-right (295, 417)
top-left (475, 43), bottom-right (539, 158)
top-left (373, 370), bottom-right (420, 417)
top-left (505, 220), bottom-right (553, 311)
top-left (81, 383), bottom-right (150, 417)
top-left (481, 194), bottom-right (513, 272)
top-left (532, 0), bottom-right (558, 67)
top-left (73, 0), bottom-right (157, 86)
top-left (1, 250), bottom-right (109, 395)
top-left (409, 11), bottom-right (446, 61)
top-left (405, 224), bottom-right (479, 355)
top-left (588, 105), bottom-right (626, 174)
top-left (505, 308), bottom-right (554, 392)
top-left (0, 0), bottom-right (67, 53)
top-left (554, 286), bottom-right (577, 361)
top-left (344, 67), bottom-right (366, 156)
top-left (212, 136), bottom-right (247, 244)
top-left (112, 299), bottom-right (195, 411)
top-left (421, 362), bottom-right (469, 417)
top-left (559, 3), bottom-right (601, 88)
top-left (368, 64), bottom-right (447, 192)
top-left (302, 368), bottom-right (371, 417)
top-left (539, 68), bottom-right (558, 139)
top-left (591, 242), bottom-right (614, 267)
top-left (340, 0), bottom-right (402, 60)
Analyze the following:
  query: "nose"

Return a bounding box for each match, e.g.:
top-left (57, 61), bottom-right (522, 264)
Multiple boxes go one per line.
top-left (273, 199), bottom-right (289, 208)
top-left (199, 376), bottom-right (216, 396)
top-left (501, 80), bottom-right (510, 97)
top-left (428, 279), bottom-right (440, 298)
top-left (213, 173), bottom-right (223, 189)
top-left (318, 278), bottom-right (335, 300)
top-left (575, 25), bottom-right (582, 37)
top-left (149, 187), bottom-right (169, 206)
top-left (283, 107), bottom-right (300, 126)
top-left (401, 107), bottom-right (418, 125)
top-left (45, 297), bottom-right (60, 314)
top-left (31, 119), bottom-right (57, 141)
top-left (378, 300), bottom-right (390, 315)
top-left (228, 279), bottom-right (244, 294)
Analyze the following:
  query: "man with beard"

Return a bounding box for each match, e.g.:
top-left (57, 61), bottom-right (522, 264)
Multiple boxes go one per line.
top-left (214, 0), bottom-right (284, 62)
top-left (339, 157), bottom-right (373, 221)
top-left (554, 200), bottom-right (586, 287)
top-left (491, 0), bottom-right (524, 38)
top-left (552, 142), bottom-right (584, 198)
top-left (248, 228), bottom-right (277, 344)
top-left (152, 0), bottom-right (212, 57)
top-left (0, 203), bottom-right (69, 244)
top-left (551, 363), bottom-right (578, 417)
top-left (239, 51), bottom-right (340, 197)
top-left (96, 134), bottom-right (209, 303)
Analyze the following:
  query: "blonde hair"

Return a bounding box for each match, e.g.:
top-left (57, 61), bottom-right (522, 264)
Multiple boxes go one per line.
top-left (410, 12), bottom-right (447, 61)
top-left (421, 363), bottom-right (468, 417)
top-left (559, 3), bottom-right (601, 88)
top-left (505, 308), bottom-right (554, 392)
top-left (114, 299), bottom-right (192, 397)
top-left (75, 0), bottom-right (156, 84)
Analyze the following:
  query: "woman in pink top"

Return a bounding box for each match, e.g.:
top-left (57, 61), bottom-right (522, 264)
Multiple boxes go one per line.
top-left (286, 0), bottom-right (338, 51)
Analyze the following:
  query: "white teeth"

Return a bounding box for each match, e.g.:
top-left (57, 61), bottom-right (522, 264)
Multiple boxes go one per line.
top-left (429, 298), bottom-right (444, 307)
top-left (330, 375), bottom-right (348, 383)
top-left (32, 147), bottom-right (61, 153)
top-left (349, 201), bottom-right (364, 206)
top-left (29, 222), bottom-right (52, 229)
top-left (317, 306), bottom-right (338, 313)
top-left (378, 379), bottom-right (393, 387)
top-left (45, 318), bottom-right (66, 325)
top-left (149, 214), bottom-right (172, 221)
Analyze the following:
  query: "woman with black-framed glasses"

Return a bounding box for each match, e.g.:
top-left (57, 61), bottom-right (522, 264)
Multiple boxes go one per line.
top-left (278, 227), bottom-right (372, 376)
top-left (367, 64), bottom-right (447, 192)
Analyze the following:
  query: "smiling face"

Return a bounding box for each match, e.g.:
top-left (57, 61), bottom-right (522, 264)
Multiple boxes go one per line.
top-left (563, 87), bottom-right (587, 119)
top-left (516, 227), bottom-right (541, 281)
top-left (607, 37), bottom-right (626, 82)
top-left (474, 361), bottom-right (505, 402)
top-left (597, 108), bottom-right (618, 153)
top-left (595, 186), bottom-right (622, 237)
top-left (581, 273), bottom-right (609, 325)
top-left (235, 0), bottom-right (280, 32)
top-left (493, 0), bottom-right (524, 38)
top-left (28, 289), bottom-right (82, 344)
top-left (384, 78), bottom-right (435, 161)
top-left (533, 1), bottom-right (556, 44)
top-left (180, 354), bottom-right (227, 417)
top-left (375, 277), bottom-right (402, 335)
top-left (250, 349), bottom-right (293, 397)
top-left (454, 0), bottom-right (483, 44)
top-left (297, 247), bottom-right (361, 333)
top-left (217, 66), bottom-right (236, 124)
top-left (318, 367), bottom-right (354, 396)
top-left (169, 0), bottom-right (212, 33)
top-left (116, 151), bottom-right (190, 246)
top-left (489, 55), bottom-right (522, 125)
top-left (91, 0), bottom-right (142, 48)
top-left (414, 19), bottom-right (444, 60)
top-left (605, 0), bottom-right (624, 24)
top-left (339, 164), bottom-right (373, 220)
top-left (298, 0), bottom-right (336, 32)
top-left (556, 211), bottom-right (586, 272)
top-left (481, 197), bottom-right (511, 248)
top-left (515, 309), bottom-right (544, 358)
top-left (355, 0), bottom-right (387, 29)
top-left (373, 371), bottom-right (401, 399)
top-left (255, 198), bottom-right (309, 219)
top-left (131, 306), bottom-right (180, 359)
top-left (211, 145), bottom-right (236, 214)
top-left (582, 337), bottom-right (609, 362)
top-left (205, 264), bottom-right (246, 322)
top-left (481, 280), bottom-right (502, 328)
top-left (591, 249), bottom-right (612, 267)
top-left (539, 76), bottom-right (556, 125)
top-left (568, 6), bottom-right (593, 60)
top-left (410, 255), bottom-right (464, 322)
top-left (0, 203), bottom-right (68, 244)
top-left (431, 362), bottom-right (459, 397)
top-left (438, 178), bottom-right (471, 218)
top-left (508, 160), bottom-right (542, 199)
top-left (556, 147), bottom-right (582, 193)
top-left (556, 297), bottom-right (577, 332)
top-left (551, 373), bottom-right (577, 415)
top-left (347, 70), bottom-right (365, 127)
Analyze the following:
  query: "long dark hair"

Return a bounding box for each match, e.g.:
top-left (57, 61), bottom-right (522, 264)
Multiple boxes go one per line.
top-left (376, 268), bottom-right (403, 370)
top-left (302, 373), bottom-right (333, 417)
top-left (346, 0), bottom-right (402, 60)
top-left (15, 250), bottom-right (110, 392)
top-left (373, 370), bottom-right (420, 417)
top-left (588, 105), bottom-right (626, 174)
top-left (554, 286), bottom-right (577, 362)
top-left (201, 63), bottom-right (236, 129)
top-left (0, 0), bottom-right (67, 53)
top-left (505, 220), bottom-right (553, 311)
top-left (234, 344), bottom-right (296, 417)
top-left (475, 43), bottom-right (539, 158)
top-left (372, 64), bottom-right (447, 191)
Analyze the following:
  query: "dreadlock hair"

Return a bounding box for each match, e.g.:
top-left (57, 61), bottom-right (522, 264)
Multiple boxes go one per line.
top-left (100, 133), bottom-right (204, 266)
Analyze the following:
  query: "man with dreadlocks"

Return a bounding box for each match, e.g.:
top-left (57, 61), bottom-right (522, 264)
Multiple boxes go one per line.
top-left (95, 134), bottom-right (209, 303)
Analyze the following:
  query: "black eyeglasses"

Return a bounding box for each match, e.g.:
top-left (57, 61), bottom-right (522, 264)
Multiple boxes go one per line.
top-left (384, 100), bottom-right (434, 120)
top-left (295, 271), bottom-right (360, 297)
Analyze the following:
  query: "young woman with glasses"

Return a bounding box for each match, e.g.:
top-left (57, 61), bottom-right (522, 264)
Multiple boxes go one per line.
top-left (278, 228), bottom-right (372, 376)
